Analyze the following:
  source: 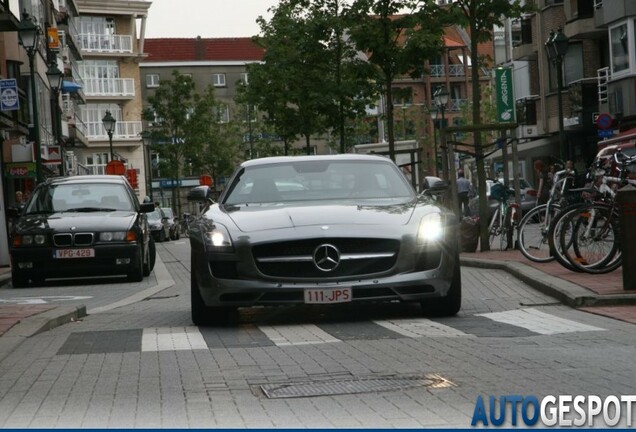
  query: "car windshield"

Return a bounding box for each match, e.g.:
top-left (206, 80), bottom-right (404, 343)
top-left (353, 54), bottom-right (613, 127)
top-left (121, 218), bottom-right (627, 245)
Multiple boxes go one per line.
top-left (24, 183), bottom-right (133, 214)
top-left (147, 209), bottom-right (163, 222)
top-left (223, 159), bottom-right (415, 205)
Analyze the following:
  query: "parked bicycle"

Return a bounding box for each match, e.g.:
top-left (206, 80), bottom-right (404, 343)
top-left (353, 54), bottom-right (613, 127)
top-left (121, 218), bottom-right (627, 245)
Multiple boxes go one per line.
top-left (180, 212), bottom-right (192, 237)
top-left (488, 181), bottom-right (520, 251)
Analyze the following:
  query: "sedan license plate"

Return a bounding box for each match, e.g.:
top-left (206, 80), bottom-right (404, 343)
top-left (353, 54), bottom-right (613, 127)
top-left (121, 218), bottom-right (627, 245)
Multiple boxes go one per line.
top-left (53, 248), bottom-right (95, 259)
top-left (304, 287), bottom-right (352, 304)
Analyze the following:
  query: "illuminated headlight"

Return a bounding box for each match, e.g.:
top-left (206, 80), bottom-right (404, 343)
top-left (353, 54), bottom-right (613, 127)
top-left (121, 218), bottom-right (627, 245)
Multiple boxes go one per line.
top-left (99, 232), bottom-right (127, 242)
top-left (204, 224), bottom-right (233, 252)
top-left (417, 213), bottom-right (443, 244)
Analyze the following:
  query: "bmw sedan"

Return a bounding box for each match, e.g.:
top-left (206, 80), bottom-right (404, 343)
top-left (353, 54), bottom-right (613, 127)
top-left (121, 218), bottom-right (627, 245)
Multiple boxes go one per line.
top-left (9, 175), bottom-right (156, 287)
top-left (187, 154), bottom-right (461, 325)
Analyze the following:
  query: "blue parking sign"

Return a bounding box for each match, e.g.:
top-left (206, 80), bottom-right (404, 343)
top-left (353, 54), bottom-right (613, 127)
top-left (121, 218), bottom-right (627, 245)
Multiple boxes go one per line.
top-left (0, 79), bottom-right (19, 111)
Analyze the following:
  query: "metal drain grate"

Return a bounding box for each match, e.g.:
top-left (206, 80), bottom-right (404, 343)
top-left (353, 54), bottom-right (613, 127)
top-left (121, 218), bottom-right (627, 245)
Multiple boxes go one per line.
top-left (260, 374), bottom-right (452, 399)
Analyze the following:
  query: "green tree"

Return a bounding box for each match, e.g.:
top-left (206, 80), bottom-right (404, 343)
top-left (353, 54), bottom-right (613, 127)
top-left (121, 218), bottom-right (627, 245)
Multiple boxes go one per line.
top-left (445, 0), bottom-right (528, 251)
top-left (348, 0), bottom-right (449, 161)
top-left (145, 71), bottom-right (236, 216)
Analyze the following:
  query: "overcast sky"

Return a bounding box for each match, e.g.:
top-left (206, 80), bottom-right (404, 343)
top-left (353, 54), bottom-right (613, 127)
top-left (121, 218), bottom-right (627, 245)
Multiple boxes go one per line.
top-left (145, 0), bottom-right (280, 38)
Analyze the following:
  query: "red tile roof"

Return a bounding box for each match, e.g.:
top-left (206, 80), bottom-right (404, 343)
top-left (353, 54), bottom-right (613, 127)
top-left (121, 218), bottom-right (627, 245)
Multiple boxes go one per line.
top-left (144, 37), bottom-right (265, 62)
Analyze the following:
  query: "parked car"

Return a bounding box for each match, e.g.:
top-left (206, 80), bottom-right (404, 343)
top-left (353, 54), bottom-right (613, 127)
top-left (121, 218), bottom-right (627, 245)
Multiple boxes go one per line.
top-left (187, 154), bottom-right (462, 326)
top-left (147, 207), bottom-right (171, 242)
top-left (161, 207), bottom-right (180, 240)
top-left (8, 175), bottom-right (156, 287)
top-left (468, 177), bottom-right (537, 221)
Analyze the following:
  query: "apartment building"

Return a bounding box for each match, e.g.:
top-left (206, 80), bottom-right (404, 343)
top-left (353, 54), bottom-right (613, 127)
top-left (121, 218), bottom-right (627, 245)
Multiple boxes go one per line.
top-left (491, 0), bottom-right (634, 184)
top-left (139, 37), bottom-right (264, 205)
top-left (71, 0), bottom-right (151, 197)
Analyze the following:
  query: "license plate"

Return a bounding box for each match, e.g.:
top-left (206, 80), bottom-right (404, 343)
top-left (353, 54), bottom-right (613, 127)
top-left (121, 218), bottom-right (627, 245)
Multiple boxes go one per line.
top-left (304, 287), bottom-right (352, 304)
top-left (53, 248), bottom-right (95, 259)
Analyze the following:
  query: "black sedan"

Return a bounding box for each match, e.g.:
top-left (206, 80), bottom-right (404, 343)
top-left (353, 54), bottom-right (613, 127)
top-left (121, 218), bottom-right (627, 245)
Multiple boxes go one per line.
top-left (187, 154), bottom-right (461, 325)
top-left (9, 175), bottom-right (156, 287)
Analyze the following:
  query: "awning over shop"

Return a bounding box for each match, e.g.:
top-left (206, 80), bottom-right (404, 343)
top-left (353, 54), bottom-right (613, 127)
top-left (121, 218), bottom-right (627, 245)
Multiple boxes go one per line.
top-left (61, 80), bottom-right (82, 93)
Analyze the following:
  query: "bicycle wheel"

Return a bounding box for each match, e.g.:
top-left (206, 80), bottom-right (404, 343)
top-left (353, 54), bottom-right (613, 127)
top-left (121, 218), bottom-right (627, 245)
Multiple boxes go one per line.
top-left (488, 207), bottom-right (501, 248)
top-left (559, 204), bottom-right (622, 274)
top-left (547, 203), bottom-right (586, 272)
top-left (499, 206), bottom-right (511, 251)
top-left (517, 204), bottom-right (560, 262)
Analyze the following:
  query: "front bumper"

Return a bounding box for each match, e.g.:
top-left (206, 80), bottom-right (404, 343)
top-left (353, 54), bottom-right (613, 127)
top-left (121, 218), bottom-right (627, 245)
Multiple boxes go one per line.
top-left (10, 243), bottom-right (140, 279)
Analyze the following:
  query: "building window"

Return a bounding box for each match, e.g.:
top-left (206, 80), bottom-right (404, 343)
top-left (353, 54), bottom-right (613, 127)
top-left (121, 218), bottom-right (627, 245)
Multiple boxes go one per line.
top-left (216, 104), bottom-right (229, 123)
top-left (85, 152), bottom-right (111, 174)
top-left (610, 23), bottom-right (630, 73)
top-left (146, 74), bottom-right (160, 88)
top-left (240, 73), bottom-right (249, 84)
top-left (212, 73), bottom-right (226, 87)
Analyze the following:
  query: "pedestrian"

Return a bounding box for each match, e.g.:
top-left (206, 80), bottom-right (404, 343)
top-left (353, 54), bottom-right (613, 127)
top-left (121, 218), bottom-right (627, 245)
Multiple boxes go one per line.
top-left (456, 171), bottom-right (473, 217)
top-left (534, 159), bottom-right (552, 205)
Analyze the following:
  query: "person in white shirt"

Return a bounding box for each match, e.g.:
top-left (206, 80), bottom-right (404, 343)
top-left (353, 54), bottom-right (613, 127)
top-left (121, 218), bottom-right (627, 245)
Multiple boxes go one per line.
top-left (456, 171), bottom-right (473, 217)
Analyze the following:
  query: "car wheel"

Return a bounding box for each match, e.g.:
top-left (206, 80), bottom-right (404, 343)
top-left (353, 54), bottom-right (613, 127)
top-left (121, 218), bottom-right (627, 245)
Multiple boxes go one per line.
top-left (159, 230), bottom-right (166, 242)
top-left (148, 236), bottom-right (156, 272)
top-left (175, 230), bottom-right (180, 240)
top-left (143, 236), bottom-right (154, 276)
top-left (11, 271), bottom-right (28, 288)
top-left (191, 273), bottom-right (235, 326)
top-left (127, 244), bottom-right (144, 282)
top-left (421, 252), bottom-right (461, 317)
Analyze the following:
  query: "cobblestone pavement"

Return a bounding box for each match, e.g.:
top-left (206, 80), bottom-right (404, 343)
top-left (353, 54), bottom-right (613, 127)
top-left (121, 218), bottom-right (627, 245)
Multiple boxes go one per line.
top-left (0, 242), bottom-right (634, 428)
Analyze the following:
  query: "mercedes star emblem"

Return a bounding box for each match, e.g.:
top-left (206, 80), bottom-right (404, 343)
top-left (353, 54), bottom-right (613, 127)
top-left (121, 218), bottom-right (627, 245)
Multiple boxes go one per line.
top-left (313, 244), bottom-right (341, 272)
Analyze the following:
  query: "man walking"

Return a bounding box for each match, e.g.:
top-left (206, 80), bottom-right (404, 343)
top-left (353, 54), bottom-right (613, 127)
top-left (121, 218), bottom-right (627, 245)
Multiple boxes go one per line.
top-left (456, 171), bottom-right (473, 217)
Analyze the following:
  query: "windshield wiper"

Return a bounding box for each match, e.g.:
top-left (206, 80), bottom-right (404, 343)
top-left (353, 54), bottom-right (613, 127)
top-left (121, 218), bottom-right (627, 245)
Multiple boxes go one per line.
top-left (65, 207), bottom-right (117, 212)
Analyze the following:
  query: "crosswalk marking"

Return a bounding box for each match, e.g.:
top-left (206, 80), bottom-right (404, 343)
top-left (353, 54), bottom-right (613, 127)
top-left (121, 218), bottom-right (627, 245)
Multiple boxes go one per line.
top-left (142, 327), bottom-right (208, 352)
top-left (258, 324), bottom-right (341, 346)
top-left (374, 318), bottom-right (471, 338)
top-left (477, 308), bottom-right (606, 335)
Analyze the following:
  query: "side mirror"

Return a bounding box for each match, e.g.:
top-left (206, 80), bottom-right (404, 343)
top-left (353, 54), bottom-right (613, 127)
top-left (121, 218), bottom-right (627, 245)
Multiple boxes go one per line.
top-left (187, 185), bottom-right (215, 203)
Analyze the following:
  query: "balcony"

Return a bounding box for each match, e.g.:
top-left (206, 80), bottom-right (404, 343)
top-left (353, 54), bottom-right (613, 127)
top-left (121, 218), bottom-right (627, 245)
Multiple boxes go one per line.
top-left (79, 33), bottom-right (133, 54)
top-left (85, 121), bottom-right (143, 140)
top-left (430, 64), bottom-right (466, 77)
top-left (83, 78), bottom-right (135, 97)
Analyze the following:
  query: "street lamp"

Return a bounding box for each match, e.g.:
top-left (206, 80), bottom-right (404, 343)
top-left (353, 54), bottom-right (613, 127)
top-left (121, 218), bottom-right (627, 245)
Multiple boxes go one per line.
top-left (433, 87), bottom-right (449, 178)
top-left (18, 12), bottom-right (42, 183)
top-left (545, 28), bottom-right (569, 162)
top-left (102, 111), bottom-right (116, 160)
top-left (430, 107), bottom-right (440, 177)
top-left (46, 63), bottom-right (64, 175)
top-left (434, 86), bottom-right (458, 215)
top-left (140, 130), bottom-right (154, 201)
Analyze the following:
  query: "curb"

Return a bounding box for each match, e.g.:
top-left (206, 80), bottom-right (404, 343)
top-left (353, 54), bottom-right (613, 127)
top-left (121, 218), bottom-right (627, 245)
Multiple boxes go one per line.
top-left (461, 257), bottom-right (636, 307)
top-left (0, 305), bottom-right (86, 363)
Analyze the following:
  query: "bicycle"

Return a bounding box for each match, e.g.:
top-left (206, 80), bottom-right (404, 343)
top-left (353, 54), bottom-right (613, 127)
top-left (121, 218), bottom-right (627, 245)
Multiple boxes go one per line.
top-left (488, 181), bottom-right (520, 251)
top-left (180, 212), bottom-right (192, 237)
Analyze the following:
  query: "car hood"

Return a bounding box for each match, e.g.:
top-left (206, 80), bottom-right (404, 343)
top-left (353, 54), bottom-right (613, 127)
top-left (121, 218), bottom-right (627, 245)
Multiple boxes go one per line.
top-left (221, 202), bottom-right (416, 232)
top-left (15, 211), bottom-right (137, 232)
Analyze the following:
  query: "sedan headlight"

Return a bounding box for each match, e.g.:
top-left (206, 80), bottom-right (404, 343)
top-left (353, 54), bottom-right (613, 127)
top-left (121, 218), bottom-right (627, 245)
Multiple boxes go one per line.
top-left (417, 213), bottom-right (443, 244)
top-left (14, 234), bottom-right (48, 247)
top-left (203, 223), bottom-right (233, 252)
top-left (99, 232), bottom-right (128, 242)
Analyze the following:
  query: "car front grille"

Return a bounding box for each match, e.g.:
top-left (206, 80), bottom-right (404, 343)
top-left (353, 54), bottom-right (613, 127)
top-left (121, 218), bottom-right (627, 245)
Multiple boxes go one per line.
top-left (53, 233), bottom-right (94, 247)
top-left (252, 238), bottom-right (400, 278)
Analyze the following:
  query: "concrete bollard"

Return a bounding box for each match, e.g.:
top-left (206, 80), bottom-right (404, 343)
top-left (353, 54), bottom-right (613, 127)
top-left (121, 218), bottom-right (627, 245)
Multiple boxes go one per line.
top-left (616, 184), bottom-right (636, 290)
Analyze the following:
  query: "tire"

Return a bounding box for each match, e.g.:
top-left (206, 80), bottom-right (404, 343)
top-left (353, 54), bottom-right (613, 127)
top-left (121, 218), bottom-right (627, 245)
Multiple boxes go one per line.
top-left (559, 204), bottom-right (622, 274)
top-left (547, 203), bottom-right (585, 272)
top-left (421, 252), bottom-right (461, 317)
top-left (175, 230), bottom-right (180, 240)
top-left (488, 208), bottom-right (500, 248)
top-left (11, 271), bottom-right (28, 288)
top-left (159, 230), bottom-right (166, 242)
top-left (518, 204), bottom-right (559, 263)
top-left (143, 236), bottom-right (154, 276)
top-left (191, 273), bottom-right (236, 326)
top-left (127, 244), bottom-right (144, 282)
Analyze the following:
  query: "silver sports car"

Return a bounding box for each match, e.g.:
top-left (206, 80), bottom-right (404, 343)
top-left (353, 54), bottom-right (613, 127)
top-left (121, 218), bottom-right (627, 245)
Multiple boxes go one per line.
top-left (188, 154), bottom-right (461, 325)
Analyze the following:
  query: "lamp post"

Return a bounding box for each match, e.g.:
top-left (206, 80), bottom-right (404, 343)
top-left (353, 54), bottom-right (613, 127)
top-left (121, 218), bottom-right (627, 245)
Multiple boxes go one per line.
top-left (430, 107), bottom-right (440, 177)
top-left (102, 111), bottom-right (116, 160)
top-left (46, 63), bottom-right (63, 175)
top-left (545, 28), bottom-right (569, 162)
top-left (140, 130), bottom-right (154, 201)
top-left (18, 12), bottom-right (42, 183)
top-left (434, 86), bottom-right (458, 215)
